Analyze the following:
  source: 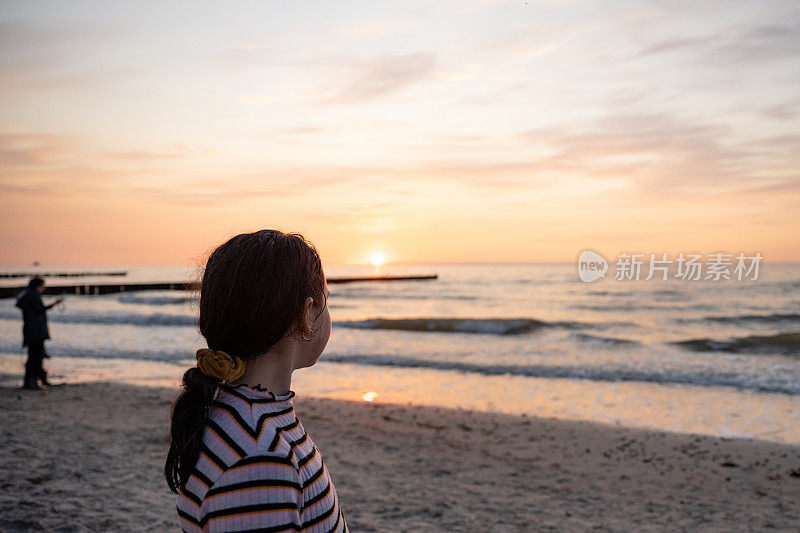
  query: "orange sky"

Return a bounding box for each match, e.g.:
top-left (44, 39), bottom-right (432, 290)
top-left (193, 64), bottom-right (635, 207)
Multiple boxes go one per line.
top-left (1, 1), bottom-right (798, 265)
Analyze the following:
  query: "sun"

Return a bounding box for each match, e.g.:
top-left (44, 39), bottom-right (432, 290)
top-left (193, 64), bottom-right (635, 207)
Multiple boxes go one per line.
top-left (370, 252), bottom-right (385, 267)
top-left (361, 391), bottom-right (378, 402)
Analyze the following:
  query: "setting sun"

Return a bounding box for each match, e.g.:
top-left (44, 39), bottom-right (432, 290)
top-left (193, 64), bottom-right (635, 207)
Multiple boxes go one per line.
top-left (370, 252), bottom-right (385, 267)
top-left (361, 391), bottom-right (378, 402)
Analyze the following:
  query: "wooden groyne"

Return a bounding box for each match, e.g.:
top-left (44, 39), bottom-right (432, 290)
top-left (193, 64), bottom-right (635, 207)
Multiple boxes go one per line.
top-left (0, 271), bottom-right (127, 279)
top-left (0, 274), bottom-right (438, 299)
top-left (328, 274), bottom-right (438, 284)
top-left (0, 282), bottom-right (194, 298)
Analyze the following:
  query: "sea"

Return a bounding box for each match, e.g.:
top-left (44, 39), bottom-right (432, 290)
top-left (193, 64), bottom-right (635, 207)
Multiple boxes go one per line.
top-left (1, 262), bottom-right (799, 444)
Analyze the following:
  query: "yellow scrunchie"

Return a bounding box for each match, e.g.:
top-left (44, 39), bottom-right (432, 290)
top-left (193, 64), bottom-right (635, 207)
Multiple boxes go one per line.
top-left (196, 348), bottom-right (246, 381)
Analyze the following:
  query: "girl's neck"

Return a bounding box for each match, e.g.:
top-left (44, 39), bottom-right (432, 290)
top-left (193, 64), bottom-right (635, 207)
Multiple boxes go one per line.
top-left (229, 349), bottom-right (294, 396)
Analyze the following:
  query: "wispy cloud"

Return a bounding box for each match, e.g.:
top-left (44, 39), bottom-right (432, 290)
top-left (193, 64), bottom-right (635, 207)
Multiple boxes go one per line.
top-left (0, 133), bottom-right (78, 165)
top-left (0, 19), bottom-right (139, 93)
top-left (316, 52), bottom-right (438, 104)
top-left (517, 111), bottom-right (800, 195)
top-left (759, 100), bottom-right (800, 121)
top-left (634, 36), bottom-right (715, 57)
top-left (630, 24), bottom-right (800, 65)
top-left (711, 24), bottom-right (800, 64)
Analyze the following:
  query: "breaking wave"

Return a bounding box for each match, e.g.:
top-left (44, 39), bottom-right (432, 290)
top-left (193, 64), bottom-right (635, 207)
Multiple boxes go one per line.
top-left (334, 317), bottom-right (587, 335)
top-left (671, 332), bottom-right (800, 356)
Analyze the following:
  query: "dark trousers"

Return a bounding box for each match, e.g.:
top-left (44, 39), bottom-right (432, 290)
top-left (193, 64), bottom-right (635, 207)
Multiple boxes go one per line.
top-left (24, 339), bottom-right (46, 383)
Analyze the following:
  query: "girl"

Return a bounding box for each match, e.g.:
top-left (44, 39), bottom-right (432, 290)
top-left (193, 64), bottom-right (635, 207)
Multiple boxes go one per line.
top-left (165, 229), bottom-right (348, 532)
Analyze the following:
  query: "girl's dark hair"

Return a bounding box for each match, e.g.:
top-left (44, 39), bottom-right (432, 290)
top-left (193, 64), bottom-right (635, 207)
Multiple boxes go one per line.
top-left (164, 229), bottom-right (328, 493)
top-left (28, 276), bottom-right (45, 290)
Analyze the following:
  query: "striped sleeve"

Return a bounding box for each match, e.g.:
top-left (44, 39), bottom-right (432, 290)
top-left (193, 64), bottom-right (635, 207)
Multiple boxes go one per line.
top-left (199, 453), bottom-right (305, 533)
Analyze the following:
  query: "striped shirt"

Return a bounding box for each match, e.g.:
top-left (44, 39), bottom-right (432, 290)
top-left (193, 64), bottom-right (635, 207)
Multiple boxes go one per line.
top-left (176, 382), bottom-right (349, 533)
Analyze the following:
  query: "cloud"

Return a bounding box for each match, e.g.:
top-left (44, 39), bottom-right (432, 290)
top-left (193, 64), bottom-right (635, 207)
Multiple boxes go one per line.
top-left (0, 133), bottom-right (78, 166)
top-left (516, 111), bottom-right (800, 195)
top-left (226, 48), bottom-right (440, 105)
top-left (759, 100), bottom-right (800, 121)
top-left (0, 133), bottom-right (417, 207)
top-left (0, 134), bottom-right (201, 170)
top-left (634, 37), bottom-right (715, 57)
top-left (316, 52), bottom-right (437, 104)
top-left (705, 24), bottom-right (800, 65)
top-left (407, 160), bottom-right (552, 189)
top-left (0, 20), bottom-right (140, 94)
top-left (0, 133), bottom-right (204, 201)
top-left (741, 177), bottom-right (800, 195)
top-left (630, 24), bottom-right (800, 65)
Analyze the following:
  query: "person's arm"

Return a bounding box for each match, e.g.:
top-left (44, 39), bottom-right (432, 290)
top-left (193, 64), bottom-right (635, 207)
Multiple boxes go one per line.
top-left (198, 453), bottom-right (304, 532)
top-left (45, 297), bottom-right (64, 310)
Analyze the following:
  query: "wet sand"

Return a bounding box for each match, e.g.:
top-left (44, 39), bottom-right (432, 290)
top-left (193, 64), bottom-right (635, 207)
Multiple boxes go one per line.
top-left (1, 375), bottom-right (799, 532)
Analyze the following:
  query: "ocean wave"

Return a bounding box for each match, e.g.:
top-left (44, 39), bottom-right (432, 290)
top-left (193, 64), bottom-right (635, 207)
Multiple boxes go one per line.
top-left (0, 310), bottom-right (612, 334)
top-left (570, 333), bottom-right (639, 346)
top-left (653, 289), bottom-right (683, 296)
top-left (334, 317), bottom-right (586, 335)
top-left (118, 295), bottom-right (194, 305)
top-left (3, 344), bottom-right (795, 395)
top-left (320, 354), bottom-right (799, 395)
top-left (585, 290), bottom-right (633, 296)
top-left (114, 293), bottom-right (357, 310)
top-left (698, 313), bottom-right (800, 324)
top-left (0, 343), bottom-right (193, 363)
top-left (0, 309), bottom-right (197, 327)
top-left (570, 303), bottom-right (669, 312)
top-left (671, 332), bottom-right (800, 356)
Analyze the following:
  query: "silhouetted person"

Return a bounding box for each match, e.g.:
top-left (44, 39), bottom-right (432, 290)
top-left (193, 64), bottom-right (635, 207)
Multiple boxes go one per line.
top-left (15, 277), bottom-right (63, 390)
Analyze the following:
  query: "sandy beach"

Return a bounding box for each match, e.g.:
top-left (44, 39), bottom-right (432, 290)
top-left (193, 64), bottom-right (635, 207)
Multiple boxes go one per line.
top-left (0, 373), bottom-right (798, 532)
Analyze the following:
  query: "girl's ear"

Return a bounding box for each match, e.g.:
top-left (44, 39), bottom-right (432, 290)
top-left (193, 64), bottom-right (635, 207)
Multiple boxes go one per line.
top-left (303, 296), bottom-right (315, 330)
top-left (293, 297), bottom-right (314, 337)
